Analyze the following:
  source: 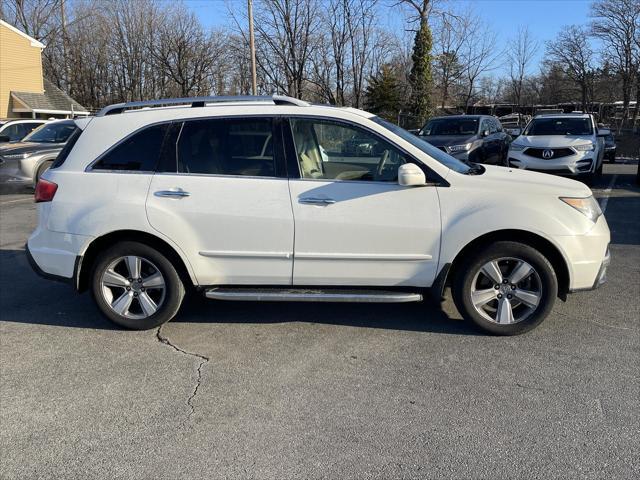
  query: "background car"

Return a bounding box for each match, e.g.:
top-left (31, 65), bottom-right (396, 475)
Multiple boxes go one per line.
top-left (604, 132), bottom-right (616, 162)
top-left (0, 119), bottom-right (48, 143)
top-left (0, 119), bottom-right (78, 186)
top-left (507, 113), bottom-right (606, 185)
top-left (498, 113), bottom-right (531, 137)
top-left (418, 115), bottom-right (511, 166)
top-left (341, 134), bottom-right (381, 156)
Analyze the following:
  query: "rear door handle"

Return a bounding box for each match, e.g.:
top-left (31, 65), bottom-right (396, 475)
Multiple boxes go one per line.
top-left (299, 197), bottom-right (336, 206)
top-left (154, 188), bottom-right (190, 199)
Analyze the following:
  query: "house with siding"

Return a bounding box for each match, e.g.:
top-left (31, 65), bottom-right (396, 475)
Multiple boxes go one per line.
top-left (0, 19), bottom-right (88, 119)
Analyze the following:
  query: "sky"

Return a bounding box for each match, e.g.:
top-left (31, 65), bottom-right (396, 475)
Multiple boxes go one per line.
top-left (177, 0), bottom-right (595, 76)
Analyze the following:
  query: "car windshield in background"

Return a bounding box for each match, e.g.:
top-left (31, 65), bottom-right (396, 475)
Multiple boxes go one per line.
top-left (421, 118), bottom-right (479, 136)
top-left (23, 122), bottom-right (77, 143)
top-left (524, 118), bottom-right (592, 136)
top-left (372, 117), bottom-right (471, 174)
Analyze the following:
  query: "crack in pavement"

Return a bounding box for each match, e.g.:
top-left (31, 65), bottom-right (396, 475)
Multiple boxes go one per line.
top-left (156, 324), bottom-right (210, 420)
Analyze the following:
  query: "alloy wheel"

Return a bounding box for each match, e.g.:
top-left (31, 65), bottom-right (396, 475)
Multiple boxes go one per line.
top-left (100, 255), bottom-right (166, 320)
top-left (469, 257), bottom-right (542, 325)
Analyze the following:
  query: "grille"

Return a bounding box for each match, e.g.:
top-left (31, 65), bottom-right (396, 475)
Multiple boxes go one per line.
top-left (526, 167), bottom-right (574, 175)
top-left (524, 148), bottom-right (575, 159)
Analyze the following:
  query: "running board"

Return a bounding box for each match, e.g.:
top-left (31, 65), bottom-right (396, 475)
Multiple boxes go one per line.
top-left (204, 288), bottom-right (423, 303)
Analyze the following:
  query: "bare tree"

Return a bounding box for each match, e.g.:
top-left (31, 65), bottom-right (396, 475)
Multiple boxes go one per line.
top-left (591, 0), bottom-right (640, 130)
top-left (151, 4), bottom-right (224, 97)
top-left (251, 0), bottom-right (320, 98)
top-left (546, 25), bottom-right (595, 111)
top-left (507, 26), bottom-right (539, 106)
top-left (432, 10), bottom-right (468, 109)
top-left (459, 18), bottom-right (500, 109)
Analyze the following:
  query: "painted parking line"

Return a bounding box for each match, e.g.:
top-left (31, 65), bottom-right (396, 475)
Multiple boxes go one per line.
top-left (597, 173), bottom-right (618, 214)
top-left (0, 197), bottom-right (33, 206)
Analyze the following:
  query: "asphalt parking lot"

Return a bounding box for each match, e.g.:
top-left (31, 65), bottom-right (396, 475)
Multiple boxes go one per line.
top-left (1, 162), bottom-right (639, 479)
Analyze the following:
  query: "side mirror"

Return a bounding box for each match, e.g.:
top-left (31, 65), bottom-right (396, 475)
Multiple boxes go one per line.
top-left (482, 130), bottom-right (490, 137)
top-left (0, 135), bottom-right (10, 143)
top-left (398, 163), bottom-right (426, 187)
top-left (597, 128), bottom-right (611, 137)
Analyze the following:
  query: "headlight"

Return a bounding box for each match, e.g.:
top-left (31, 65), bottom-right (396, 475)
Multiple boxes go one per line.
top-left (447, 143), bottom-right (472, 153)
top-left (574, 143), bottom-right (594, 151)
top-left (2, 152), bottom-right (31, 160)
top-left (559, 196), bottom-right (602, 222)
top-left (509, 143), bottom-right (526, 151)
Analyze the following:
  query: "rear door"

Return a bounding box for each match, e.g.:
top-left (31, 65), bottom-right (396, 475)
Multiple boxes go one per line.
top-left (285, 117), bottom-right (441, 287)
top-left (146, 116), bottom-right (295, 286)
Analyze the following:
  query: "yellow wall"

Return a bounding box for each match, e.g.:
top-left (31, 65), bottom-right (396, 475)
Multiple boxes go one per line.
top-left (0, 23), bottom-right (44, 118)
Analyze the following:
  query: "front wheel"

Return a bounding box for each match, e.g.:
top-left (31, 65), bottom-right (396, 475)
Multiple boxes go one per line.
top-left (34, 160), bottom-right (53, 185)
top-left (91, 241), bottom-right (185, 329)
top-left (452, 241), bottom-right (558, 335)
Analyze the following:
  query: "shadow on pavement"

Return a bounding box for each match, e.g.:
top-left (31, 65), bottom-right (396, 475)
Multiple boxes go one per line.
top-left (0, 184), bottom-right (32, 196)
top-left (604, 195), bottom-right (640, 246)
top-left (0, 249), bottom-right (479, 336)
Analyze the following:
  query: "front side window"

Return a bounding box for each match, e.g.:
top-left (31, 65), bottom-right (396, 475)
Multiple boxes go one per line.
top-left (290, 118), bottom-right (407, 182)
top-left (176, 118), bottom-right (276, 177)
top-left (1, 124), bottom-right (22, 141)
top-left (93, 124), bottom-right (168, 171)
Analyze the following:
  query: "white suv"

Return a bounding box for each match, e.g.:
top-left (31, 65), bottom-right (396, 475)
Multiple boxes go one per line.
top-left (507, 113), bottom-right (607, 184)
top-left (26, 96), bottom-right (610, 335)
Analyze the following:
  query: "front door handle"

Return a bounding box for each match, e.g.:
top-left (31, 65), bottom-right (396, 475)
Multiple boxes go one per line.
top-left (299, 197), bottom-right (336, 206)
top-left (154, 188), bottom-right (190, 199)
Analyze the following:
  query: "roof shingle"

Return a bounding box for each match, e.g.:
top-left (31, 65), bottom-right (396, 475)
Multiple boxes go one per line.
top-left (11, 78), bottom-right (88, 114)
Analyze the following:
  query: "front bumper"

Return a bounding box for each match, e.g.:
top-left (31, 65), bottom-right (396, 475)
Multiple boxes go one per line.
top-left (553, 214), bottom-right (611, 292)
top-left (508, 149), bottom-right (596, 175)
top-left (0, 158), bottom-right (31, 184)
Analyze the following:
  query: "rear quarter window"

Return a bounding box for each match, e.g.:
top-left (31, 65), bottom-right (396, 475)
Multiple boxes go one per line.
top-left (51, 127), bottom-right (82, 169)
top-left (92, 124), bottom-right (169, 171)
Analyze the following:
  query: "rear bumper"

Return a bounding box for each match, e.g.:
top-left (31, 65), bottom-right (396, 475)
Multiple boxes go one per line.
top-left (25, 242), bottom-right (79, 286)
top-left (26, 226), bottom-right (92, 289)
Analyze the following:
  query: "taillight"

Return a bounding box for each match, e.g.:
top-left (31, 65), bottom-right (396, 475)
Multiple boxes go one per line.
top-left (34, 178), bottom-right (58, 203)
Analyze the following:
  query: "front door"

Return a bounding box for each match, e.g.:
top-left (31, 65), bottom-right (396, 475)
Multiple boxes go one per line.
top-left (286, 117), bottom-right (441, 287)
top-left (146, 117), bottom-right (294, 285)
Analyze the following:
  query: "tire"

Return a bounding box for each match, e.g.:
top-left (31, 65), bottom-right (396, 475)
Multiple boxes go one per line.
top-left (91, 241), bottom-right (185, 330)
top-left (35, 160), bottom-right (52, 185)
top-left (452, 241), bottom-right (558, 335)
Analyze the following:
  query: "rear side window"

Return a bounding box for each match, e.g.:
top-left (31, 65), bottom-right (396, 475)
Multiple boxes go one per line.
top-left (93, 124), bottom-right (168, 171)
top-left (51, 127), bottom-right (83, 169)
top-left (175, 117), bottom-right (276, 177)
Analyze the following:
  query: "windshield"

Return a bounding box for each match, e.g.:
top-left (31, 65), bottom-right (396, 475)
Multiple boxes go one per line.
top-left (421, 118), bottom-right (479, 136)
top-left (23, 122), bottom-right (77, 143)
top-left (524, 117), bottom-right (592, 136)
top-left (372, 117), bottom-right (471, 174)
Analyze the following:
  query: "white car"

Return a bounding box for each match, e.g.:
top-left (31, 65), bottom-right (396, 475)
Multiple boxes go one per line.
top-left (507, 113), bottom-right (607, 184)
top-left (26, 96), bottom-right (611, 335)
top-left (0, 118), bottom-right (48, 143)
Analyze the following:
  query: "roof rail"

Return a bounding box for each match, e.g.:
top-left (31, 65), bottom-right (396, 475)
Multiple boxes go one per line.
top-left (95, 94), bottom-right (309, 117)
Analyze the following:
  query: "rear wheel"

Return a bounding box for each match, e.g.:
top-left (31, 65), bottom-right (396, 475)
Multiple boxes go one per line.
top-left (91, 241), bottom-right (185, 329)
top-left (452, 241), bottom-right (558, 335)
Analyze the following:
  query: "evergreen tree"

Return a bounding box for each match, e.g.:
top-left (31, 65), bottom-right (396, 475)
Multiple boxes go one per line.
top-left (365, 64), bottom-right (402, 122)
top-left (409, 17), bottom-right (434, 124)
